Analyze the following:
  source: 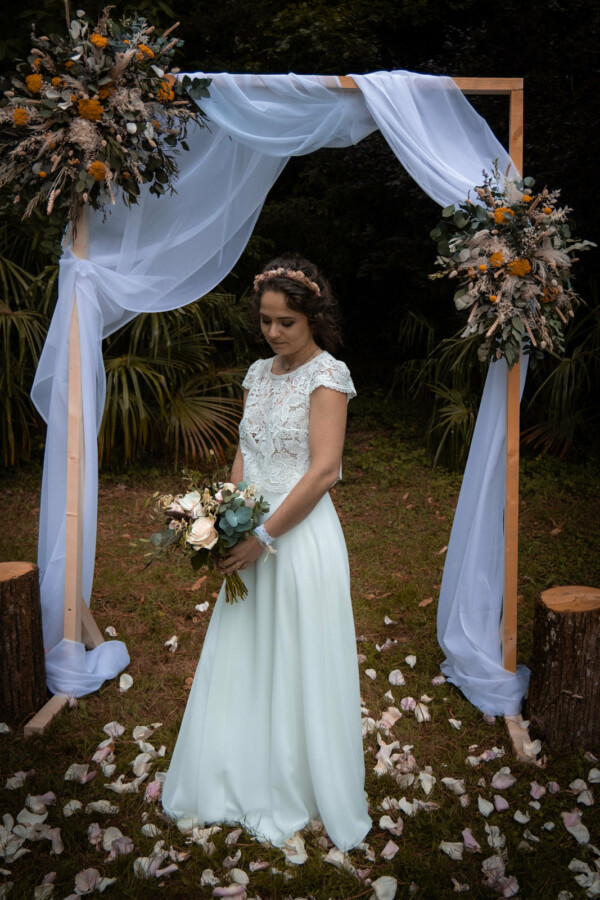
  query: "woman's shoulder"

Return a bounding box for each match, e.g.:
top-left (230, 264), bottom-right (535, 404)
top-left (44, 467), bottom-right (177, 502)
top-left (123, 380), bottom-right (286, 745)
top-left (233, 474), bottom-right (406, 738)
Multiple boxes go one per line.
top-left (309, 351), bottom-right (356, 398)
top-left (242, 357), bottom-right (272, 388)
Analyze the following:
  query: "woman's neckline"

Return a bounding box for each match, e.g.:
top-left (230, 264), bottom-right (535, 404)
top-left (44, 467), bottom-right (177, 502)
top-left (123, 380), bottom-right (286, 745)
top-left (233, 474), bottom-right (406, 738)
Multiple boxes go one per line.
top-left (268, 349), bottom-right (327, 378)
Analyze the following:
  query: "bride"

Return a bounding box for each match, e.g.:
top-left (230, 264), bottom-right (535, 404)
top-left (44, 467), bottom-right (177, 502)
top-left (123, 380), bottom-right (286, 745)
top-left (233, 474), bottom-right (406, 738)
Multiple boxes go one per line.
top-left (162, 256), bottom-right (371, 851)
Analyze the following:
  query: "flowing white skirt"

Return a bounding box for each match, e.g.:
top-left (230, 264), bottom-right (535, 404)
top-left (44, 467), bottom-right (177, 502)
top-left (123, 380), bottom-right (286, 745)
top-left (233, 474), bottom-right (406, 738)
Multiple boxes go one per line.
top-left (162, 491), bottom-right (371, 851)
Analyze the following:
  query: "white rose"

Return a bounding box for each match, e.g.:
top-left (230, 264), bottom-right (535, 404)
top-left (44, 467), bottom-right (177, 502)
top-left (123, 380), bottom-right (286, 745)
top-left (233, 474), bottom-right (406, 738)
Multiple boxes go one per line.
top-left (186, 517), bottom-right (218, 551)
top-left (179, 491), bottom-right (201, 513)
top-left (221, 482), bottom-right (236, 493)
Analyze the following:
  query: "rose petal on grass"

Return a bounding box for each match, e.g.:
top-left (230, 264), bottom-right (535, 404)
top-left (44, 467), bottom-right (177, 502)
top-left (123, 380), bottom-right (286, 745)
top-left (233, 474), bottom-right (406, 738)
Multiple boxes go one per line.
top-left (405, 655), bottom-right (417, 668)
top-left (85, 800), bottom-right (119, 815)
top-left (577, 790), bottom-right (594, 807)
top-left (63, 799), bottom-right (83, 817)
top-left (103, 721), bottom-right (125, 739)
top-left (5, 770), bottom-right (35, 790)
top-left (104, 774), bottom-right (147, 794)
top-left (448, 718), bottom-right (462, 730)
top-left (561, 810), bottom-right (590, 844)
top-left (485, 824), bottom-right (506, 851)
top-left (442, 777), bottom-right (466, 795)
top-left (378, 707), bottom-right (402, 730)
top-left (400, 696), bottom-right (416, 712)
top-left (323, 847), bottom-right (357, 875)
top-left (164, 635), bottom-right (178, 653)
top-left (119, 673), bottom-right (133, 693)
top-left (529, 781), bottom-right (546, 800)
top-left (370, 875), bottom-right (398, 900)
top-left (418, 772), bottom-right (436, 795)
top-left (462, 827), bottom-right (481, 852)
top-left (0, 724), bottom-right (10, 734)
top-left (379, 814), bottom-right (403, 836)
top-left (588, 768), bottom-right (600, 784)
top-left (494, 795), bottom-right (509, 812)
top-left (365, 668), bottom-right (377, 680)
top-left (440, 841), bottom-right (463, 860)
top-left (478, 797), bottom-right (494, 817)
top-left (522, 738), bottom-right (542, 757)
top-left (282, 832), bottom-right (308, 865)
top-left (431, 675), bottom-right (446, 686)
top-left (418, 597), bottom-right (434, 607)
top-left (229, 868), bottom-right (249, 885)
top-left (491, 769), bottom-right (516, 790)
top-left (384, 615), bottom-right (396, 625)
top-left (201, 869), bottom-right (220, 885)
top-left (514, 810), bottom-right (530, 824)
top-left (248, 861), bottom-right (269, 872)
top-left (222, 850), bottom-right (241, 869)
top-left (105, 626), bottom-right (118, 637)
top-left (451, 879), bottom-right (471, 894)
top-left (195, 602), bottom-right (210, 613)
top-left (381, 839), bottom-right (399, 860)
top-left (570, 779), bottom-right (588, 793)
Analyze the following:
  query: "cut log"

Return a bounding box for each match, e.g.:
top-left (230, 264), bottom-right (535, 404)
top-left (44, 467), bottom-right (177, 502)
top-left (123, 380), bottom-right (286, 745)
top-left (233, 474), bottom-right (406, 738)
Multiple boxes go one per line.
top-left (0, 562), bottom-right (47, 724)
top-left (527, 585), bottom-right (600, 750)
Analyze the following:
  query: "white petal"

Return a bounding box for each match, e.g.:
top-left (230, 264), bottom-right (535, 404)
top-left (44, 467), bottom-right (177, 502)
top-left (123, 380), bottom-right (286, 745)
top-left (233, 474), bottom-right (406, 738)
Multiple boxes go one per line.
top-left (418, 772), bottom-right (436, 795)
top-left (570, 779), bottom-right (588, 793)
top-left (379, 814), bottom-right (403, 836)
top-left (440, 841), bottom-right (463, 860)
top-left (530, 781), bottom-right (547, 800)
top-left (491, 770), bottom-right (516, 790)
top-left (323, 847), bottom-right (356, 874)
top-left (164, 635), bottom-right (178, 652)
top-left (478, 797), bottom-right (494, 817)
top-left (494, 795), bottom-right (509, 812)
top-left (522, 738), bottom-right (542, 757)
top-left (448, 718), bottom-right (462, 730)
top-left (103, 721), bottom-right (125, 739)
top-left (542, 821), bottom-right (555, 831)
top-left (229, 867), bottom-right (249, 884)
top-left (384, 615), bottom-right (396, 625)
top-left (381, 839), bottom-right (399, 860)
top-left (405, 655), bottom-right (417, 668)
top-left (85, 800), bottom-right (119, 815)
top-left (388, 670), bottom-right (405, 686)
top-left (462, 827), bottom-right (481, 852)
top-left (102, 826), bottom-right (124, 851)
top-left (588, 768), bottom-right (600, 784)
top-left (63, 799), bottom-right (83, 817)
top-left (105, 626), bottom-right (118, 637)
top-left (577, 790), bottom-right (594, 807)
top-left (195, 602), bottom-right (209, 612)
top-left (64, 763), bottom-right (89, 782)
top-left (514, 810), bottom-right (530, 824)
top-left (141, 824), bottom-right (162, 837)
top-left (200, 870), bottom-right (220, 886)
top-left (119, 673), bottom-right (133, 693)
top-left (441, 777), bottom-right (466, 796)
top-left (282, 832), bottom-right (307, 865)
top-left (431, 675), bottom-right (446, 686)
top-left (0, 723), bottom-right (11, 734)
top-left (370, 875), bottom-right (398, 900)
top-left (400, 696), bottom-right (416, 712)
top-left (561, 809), bottom-right (590, 843)
top-left (485, 824), bottom-right (506, 850)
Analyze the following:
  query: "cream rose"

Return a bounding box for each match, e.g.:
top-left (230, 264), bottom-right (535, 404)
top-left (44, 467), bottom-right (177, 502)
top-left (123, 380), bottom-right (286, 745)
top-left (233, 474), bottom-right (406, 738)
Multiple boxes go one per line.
top-left (186, 516), bottom-right (218, 551)
top-left (179, 491), bottom-right (201, 512)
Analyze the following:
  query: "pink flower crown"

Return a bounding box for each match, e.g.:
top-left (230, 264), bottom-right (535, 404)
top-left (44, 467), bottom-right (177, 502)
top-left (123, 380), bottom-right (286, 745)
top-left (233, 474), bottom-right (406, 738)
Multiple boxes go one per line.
top-left (253, 267), bottom-right (321, 297)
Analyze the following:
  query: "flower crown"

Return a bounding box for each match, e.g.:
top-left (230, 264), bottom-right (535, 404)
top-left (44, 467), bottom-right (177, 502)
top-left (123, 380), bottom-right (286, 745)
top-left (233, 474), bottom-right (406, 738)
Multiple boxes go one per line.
top-left (253, 267), bottom-right (321, 297)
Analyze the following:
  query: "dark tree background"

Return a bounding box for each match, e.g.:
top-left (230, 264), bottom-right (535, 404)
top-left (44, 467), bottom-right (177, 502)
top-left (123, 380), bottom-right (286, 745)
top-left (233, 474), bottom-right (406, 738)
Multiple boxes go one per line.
top-left (1, 0), bottom-right (599, 459)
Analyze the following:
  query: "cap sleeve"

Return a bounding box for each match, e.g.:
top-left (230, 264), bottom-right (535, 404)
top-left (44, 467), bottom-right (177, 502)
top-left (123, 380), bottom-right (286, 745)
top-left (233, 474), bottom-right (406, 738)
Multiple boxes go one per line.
top-left (242, 359), bottom-right (265, 392)
top-left (309, 355), bottom-right (356, 401)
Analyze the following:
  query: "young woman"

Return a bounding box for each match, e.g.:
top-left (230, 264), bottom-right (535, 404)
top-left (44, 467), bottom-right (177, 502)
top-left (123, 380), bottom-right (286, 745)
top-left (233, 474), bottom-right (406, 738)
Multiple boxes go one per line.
top-left (162, 256), bottom-right (371, 851)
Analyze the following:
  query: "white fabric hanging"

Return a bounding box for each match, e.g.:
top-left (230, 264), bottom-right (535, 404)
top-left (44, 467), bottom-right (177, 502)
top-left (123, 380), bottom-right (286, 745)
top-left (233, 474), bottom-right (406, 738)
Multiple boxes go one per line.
top-left (32, 70), bottom-right (529, 714)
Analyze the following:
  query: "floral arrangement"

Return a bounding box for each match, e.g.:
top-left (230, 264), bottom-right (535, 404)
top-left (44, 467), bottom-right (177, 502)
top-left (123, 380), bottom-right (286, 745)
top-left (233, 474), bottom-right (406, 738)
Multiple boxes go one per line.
top-left (147, 478), bottom-right (271, 603)
top-left (0, 5), bottom-right (210, 231)
top-left (430, 170), bottom-right (595, 368)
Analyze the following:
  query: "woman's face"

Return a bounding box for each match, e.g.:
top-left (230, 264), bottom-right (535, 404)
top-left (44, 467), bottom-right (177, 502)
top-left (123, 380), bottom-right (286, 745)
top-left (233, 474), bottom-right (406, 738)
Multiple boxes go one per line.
top-left (259, 290), bottom-right (314, 357)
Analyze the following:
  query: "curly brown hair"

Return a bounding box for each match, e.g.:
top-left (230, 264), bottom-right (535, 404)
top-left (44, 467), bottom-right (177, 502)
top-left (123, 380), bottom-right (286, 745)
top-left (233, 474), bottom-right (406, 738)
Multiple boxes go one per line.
top-left (250, 255), bottom-right (342, 353)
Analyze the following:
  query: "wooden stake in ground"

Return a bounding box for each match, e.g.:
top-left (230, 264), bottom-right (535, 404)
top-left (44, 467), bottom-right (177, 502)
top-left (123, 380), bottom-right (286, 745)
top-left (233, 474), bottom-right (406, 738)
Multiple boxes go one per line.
top-left (0, 562), bottom-right (47, 724)
top-left (527, 585), bottom-right (600, 750)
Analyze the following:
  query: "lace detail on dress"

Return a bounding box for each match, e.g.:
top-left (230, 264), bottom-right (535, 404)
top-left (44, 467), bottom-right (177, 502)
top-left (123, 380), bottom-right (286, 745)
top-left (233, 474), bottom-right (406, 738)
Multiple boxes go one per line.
top-left (240, 351), bottom-right (355, 494)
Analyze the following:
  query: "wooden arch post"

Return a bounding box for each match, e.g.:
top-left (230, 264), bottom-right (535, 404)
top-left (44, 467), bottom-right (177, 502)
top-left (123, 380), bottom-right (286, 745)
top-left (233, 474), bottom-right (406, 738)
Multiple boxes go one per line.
top-left (338, 76), bottom-right (525, 675)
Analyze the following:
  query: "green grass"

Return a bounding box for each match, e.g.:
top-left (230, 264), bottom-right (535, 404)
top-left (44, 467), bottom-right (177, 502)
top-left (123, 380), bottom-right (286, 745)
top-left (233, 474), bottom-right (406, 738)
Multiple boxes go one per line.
top-left (1, 396), bottom-right (599, 899)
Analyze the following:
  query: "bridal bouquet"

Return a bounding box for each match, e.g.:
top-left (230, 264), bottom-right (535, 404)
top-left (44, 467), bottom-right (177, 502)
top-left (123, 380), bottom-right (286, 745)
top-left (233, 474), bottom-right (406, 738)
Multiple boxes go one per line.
top-left (147, 479), bottom-right (270, 603)
top-left (430, 169), bottom-right (595, 368)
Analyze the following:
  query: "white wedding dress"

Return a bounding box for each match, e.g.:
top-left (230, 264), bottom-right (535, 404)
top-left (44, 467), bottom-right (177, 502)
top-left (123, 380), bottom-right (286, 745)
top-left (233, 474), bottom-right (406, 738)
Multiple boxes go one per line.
top-left (162, 351), bottom-right (371, 851)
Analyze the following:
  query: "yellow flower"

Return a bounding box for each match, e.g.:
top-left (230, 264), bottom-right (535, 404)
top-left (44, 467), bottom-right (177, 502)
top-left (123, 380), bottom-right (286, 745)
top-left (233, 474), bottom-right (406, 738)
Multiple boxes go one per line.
top-left (51, 76), bottom-right (62, 87)
top-left (490, 252), bottom-right (503, 268)
top-left (522, 194), bottom-right (532, 202)
top-left (544, 206), bottom-right (552, 215)
top-left (88, 160), bottom-right (106, 181)
top-left (13, 107), bottom-right (29, 126)
top-left (136, 43), bottom-right (154, 60)
top-left (494, 206), bottom-right (515, 224)
top-left (489, 295), bottom-right (498, 303)
top-left (78, 98), bottom-right (104, 121)
top-left (157, 79), bottom-right (175, 102)
top-left (90, 33), bottom-right (108, 49)
top-left (25, 73), bottom-right (43, 94)
top-left (98, 82), bottom-right (115, 100)
top-left (507, 258), bottom-right (532, 277)
top-left (478, 264), bottom-right (487, 272)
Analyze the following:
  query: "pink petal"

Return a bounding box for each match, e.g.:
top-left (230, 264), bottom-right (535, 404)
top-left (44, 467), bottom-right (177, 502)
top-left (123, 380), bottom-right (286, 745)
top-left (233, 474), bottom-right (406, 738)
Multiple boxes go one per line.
top-left (530, 781), bottom-right (546, 800)
top-left (462, 827), bottom-right (481, 852)
top-left (547, 781), bottom-right (560, 794)
top-left (494, 795), bottom-right (510, 812)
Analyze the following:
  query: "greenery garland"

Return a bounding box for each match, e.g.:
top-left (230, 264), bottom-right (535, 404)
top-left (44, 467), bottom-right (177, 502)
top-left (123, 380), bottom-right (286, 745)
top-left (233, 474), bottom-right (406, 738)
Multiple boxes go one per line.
top-left (0, 5), bottom-right (210, 232)
top-left (430, 170), bottom-right (595, 368)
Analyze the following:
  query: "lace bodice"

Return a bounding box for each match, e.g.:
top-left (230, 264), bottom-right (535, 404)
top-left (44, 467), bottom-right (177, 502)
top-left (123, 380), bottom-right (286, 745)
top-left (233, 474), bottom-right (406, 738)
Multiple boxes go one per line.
top-left (240, 351), bottom-right (356, 494)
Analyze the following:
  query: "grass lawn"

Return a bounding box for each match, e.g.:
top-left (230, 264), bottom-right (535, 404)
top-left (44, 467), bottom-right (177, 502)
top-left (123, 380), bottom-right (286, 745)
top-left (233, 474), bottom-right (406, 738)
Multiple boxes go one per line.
top-left (1, 394), bottom-right (599, 899)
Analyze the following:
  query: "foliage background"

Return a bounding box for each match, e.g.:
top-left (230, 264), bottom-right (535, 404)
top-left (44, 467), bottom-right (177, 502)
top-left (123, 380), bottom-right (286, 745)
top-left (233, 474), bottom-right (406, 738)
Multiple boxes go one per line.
top-left (0, 0), bottom-right (598, 468)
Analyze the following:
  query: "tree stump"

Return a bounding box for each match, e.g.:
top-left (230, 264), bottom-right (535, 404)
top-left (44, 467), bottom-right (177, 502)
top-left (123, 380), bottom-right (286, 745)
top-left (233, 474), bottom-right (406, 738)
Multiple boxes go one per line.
top-left (0, 562), bottom-right (47, 724)
top-left (528, 585), bottom-right (600, 751)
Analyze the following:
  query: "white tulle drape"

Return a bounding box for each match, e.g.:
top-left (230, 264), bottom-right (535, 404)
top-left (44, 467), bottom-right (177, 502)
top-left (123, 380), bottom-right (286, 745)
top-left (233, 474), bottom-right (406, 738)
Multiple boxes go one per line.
top-left (31, 70), bottom-right (528, 713)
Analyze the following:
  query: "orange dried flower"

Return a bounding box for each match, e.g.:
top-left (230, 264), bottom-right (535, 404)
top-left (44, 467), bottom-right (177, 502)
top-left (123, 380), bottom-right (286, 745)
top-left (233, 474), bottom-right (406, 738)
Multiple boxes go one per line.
top-left (494, 206), bottom-right (515, 224)
top-left (88, 160), bottom-right (106, 181)
top-left (157, 79), bottom-right (175, 102)
top-left (478, 264), bottom-right (487, 272)
top-left (90, 33), bottom-right (108, 49)
top-left (39, 171), bottom-right (47, 178)
top-left (98, 82), bottom-right (115, 100)
top-left (78, 98), bottom-right (104, 121)
top-left (489, 295), bottom-right (498, 303)
top-left (544, 206), bottom-right (552, 215)
top-left (33, 58), bottom-right (41, 70)
top-left (136, 43), bottom-right (154, 60)
top-left (12, 107), bottom-right (29, 126)
top-left (51, 76), bottom-right (62, 87)
top-left (507, 258), bottom-right (532, 277)
top-left (25, 73), bottom-right (43, 94)
top-left (64, 60), bottom-right (74, 68)
top-left (522, 194), bottom-right (532, 202)
top-left (490, 252), bottom-right (503, 268)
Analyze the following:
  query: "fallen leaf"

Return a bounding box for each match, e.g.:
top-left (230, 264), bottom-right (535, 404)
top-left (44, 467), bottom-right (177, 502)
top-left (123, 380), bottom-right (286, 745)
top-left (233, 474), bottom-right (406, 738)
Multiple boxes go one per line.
top-left (418, 597), bottom-right (433, 607)
top-left (549, 519), bottom-right (565, 536)
top-left (436, 545), bottom-right (448, 555)
top-left (191, 575), bottom-right (207, 591)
